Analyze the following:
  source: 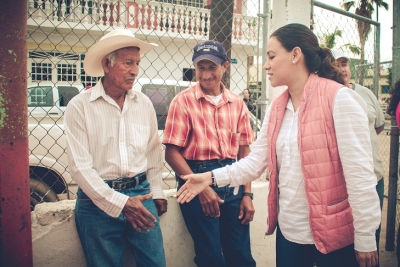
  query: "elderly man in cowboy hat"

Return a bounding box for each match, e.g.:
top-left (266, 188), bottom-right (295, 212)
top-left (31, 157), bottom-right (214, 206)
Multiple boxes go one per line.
top-left (64, 29), bottom-right (167, 267)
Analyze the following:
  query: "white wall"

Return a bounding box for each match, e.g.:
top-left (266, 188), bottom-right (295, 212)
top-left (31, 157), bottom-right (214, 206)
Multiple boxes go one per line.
top-left (267, 0), bottom-right (312, 102)
top-left (32, 180), bottom-right (276, 267)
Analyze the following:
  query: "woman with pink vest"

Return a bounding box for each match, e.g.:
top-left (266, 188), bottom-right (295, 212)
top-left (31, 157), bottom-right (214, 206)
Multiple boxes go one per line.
top-left (176, 23), bottom-right (381, 267)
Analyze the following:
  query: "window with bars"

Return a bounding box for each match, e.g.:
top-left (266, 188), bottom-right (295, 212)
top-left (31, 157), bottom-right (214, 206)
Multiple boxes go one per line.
top-left (80, 60), bottom-right (100, 87)
top-left (31, 62), bottom-right (52, 82)
top-left (57, 63), bottom-right (77, 82)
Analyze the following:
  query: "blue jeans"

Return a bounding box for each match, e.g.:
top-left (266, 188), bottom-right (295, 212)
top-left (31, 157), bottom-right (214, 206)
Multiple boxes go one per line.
top-left (178, 159), bottom-right (256, 267)
top-left (276, 225), bottom-right (358, 267)
top-left (75, 180), bottom-right (166, 267)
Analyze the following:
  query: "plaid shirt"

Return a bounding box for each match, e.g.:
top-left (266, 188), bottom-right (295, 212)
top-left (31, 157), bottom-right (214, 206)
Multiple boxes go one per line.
top-left (162, 82), bottom-right (254, 160)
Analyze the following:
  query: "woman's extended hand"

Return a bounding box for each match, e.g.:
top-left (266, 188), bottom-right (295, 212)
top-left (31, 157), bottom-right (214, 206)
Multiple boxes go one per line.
top-left (176, 172), bottom-right (213, 204)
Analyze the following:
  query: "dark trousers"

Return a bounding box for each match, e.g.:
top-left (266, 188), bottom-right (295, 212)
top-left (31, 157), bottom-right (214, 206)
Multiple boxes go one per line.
top-left (376, 178), bottom-right (384, 266)
top-left (276, 225), bottom-right (359, 267)
top-left (178, 159), bottom-right (256, 267)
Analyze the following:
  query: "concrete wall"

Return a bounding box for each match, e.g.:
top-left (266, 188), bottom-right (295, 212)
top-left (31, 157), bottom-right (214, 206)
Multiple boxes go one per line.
top-left (32, 180), bottom-right (276, 267)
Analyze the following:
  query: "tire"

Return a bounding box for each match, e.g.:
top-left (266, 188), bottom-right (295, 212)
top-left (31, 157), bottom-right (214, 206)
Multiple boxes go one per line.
top-left (30, 179), bottom-right (59, 211)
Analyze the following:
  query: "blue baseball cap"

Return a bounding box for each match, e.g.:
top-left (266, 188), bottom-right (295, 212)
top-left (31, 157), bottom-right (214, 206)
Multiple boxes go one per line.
top-left (192, 40), bottom-right (228, 65)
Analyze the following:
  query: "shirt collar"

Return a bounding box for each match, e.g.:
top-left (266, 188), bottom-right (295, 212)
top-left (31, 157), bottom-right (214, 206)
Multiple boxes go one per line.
top-left (89, 79), bottom-right (138, 102)
top-left (194, 81), bottom-right (233, 103)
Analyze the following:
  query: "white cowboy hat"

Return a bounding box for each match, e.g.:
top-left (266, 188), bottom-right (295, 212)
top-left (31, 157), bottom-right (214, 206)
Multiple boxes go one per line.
top-left (83, 29), bottom-right (158, 76)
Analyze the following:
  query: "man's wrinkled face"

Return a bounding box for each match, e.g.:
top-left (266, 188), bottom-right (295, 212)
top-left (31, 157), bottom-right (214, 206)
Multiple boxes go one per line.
top-left (335, 57), bottom-right (351, 87)
top-left (104, 47), bottom-right (141, 91)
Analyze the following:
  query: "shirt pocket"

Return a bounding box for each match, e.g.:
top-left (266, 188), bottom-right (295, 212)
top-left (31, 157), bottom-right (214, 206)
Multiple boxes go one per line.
top-left (128, 124), bottom-right (150, 153)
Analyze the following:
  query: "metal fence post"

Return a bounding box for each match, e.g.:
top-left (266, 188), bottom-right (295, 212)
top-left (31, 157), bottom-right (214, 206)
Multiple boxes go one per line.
top-left (385, 0), bottom-right (400, 252)
top-left (258, 0), bottom-right (269, 122)
top-left (0, 0), bottom-right (32, 266)
top-left (373, 25), bottom-right (380, 98)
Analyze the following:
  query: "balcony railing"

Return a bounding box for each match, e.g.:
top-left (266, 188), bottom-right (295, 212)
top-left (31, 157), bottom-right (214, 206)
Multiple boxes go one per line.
top-left (28, 0), bottom-right (261, 44)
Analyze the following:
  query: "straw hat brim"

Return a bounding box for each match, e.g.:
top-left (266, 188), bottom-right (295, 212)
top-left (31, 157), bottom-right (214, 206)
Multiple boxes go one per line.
top-left (84, 35), bottom-right (158, 77)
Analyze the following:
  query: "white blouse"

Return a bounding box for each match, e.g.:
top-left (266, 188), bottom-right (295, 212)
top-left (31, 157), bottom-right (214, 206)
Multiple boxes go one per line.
top-left (214, 87), bottom-right (381, 252)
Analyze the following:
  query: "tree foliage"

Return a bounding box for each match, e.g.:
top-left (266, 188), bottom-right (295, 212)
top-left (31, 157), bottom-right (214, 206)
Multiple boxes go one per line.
top-left (342, 0), bottom-right (389, 83)
top-left (320, 27), bottom-right (360, 55)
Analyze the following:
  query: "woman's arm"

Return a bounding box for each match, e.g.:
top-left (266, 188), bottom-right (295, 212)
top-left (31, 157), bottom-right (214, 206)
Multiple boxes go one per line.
top-left (333, 88), bottom-right (381, 254)
top-left (177, 106), bottom-right (271, 203)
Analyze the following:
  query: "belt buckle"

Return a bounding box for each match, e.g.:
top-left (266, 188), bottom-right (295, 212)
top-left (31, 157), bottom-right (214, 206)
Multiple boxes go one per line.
top-left (112, 178), bottom-right (128, 190)
top-left (111, 180), bottom-right (121, 190)
top-left (112, 176), bottom-right (139, 190)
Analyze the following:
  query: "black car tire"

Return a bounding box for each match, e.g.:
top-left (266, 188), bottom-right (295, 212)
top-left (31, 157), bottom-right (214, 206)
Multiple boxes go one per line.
top-left (30, 178), bottom-right (59, 211)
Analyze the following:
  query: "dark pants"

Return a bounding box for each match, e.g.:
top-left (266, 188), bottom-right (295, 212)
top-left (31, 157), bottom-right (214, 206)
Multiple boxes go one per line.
top-left (178, 159), bottom-right (256, 267)
top-left (276, 225), bottom-right (359, 267)
top-left (376, 178), bottom-right (384, 260)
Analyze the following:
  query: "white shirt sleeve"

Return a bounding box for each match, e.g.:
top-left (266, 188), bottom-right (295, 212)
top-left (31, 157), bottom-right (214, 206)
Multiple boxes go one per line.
top-left (65, 98), bottom-right (129, 217)
top-left (213, 105), bottom-right (270, 189)
top-left (333, 87), bottom-right (381, 252)
top-left (373, 96), bottom-right (385, 129)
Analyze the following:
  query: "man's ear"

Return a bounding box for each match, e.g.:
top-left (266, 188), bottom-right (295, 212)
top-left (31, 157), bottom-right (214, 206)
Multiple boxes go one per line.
top-left (102, 57), bottom-right (111, 74)
top-left (222, 61), bottom-right (230, 70)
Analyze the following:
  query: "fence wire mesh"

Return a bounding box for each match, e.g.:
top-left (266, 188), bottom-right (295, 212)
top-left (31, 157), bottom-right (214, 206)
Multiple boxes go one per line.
top-left (26, 0), bottom-right (263, 209)
top-left (313, 3), bottom-right (396, 253)
top-left (27, 1), bottom-right (400, 252)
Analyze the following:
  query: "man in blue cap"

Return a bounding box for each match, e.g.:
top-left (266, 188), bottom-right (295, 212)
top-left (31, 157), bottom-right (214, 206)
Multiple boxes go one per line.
top-left (163, 40), bottom-right (256, 267)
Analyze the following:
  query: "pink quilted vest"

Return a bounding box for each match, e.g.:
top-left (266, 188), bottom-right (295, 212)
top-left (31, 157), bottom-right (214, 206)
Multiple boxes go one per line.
top-left (266, 73), bottom-right (354, 254)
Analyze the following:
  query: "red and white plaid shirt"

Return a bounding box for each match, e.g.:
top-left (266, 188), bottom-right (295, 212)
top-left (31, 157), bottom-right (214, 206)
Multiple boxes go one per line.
top-left (162, 82), bottom-right (254, 160)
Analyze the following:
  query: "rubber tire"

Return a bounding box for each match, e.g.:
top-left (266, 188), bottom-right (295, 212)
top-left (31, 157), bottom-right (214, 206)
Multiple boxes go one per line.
top-left (30, 179), bottom-right (59, 211)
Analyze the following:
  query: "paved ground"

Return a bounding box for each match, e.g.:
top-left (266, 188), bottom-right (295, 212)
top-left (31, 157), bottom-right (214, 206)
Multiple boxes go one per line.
top-left (380, 198), bottom-right (397, 267)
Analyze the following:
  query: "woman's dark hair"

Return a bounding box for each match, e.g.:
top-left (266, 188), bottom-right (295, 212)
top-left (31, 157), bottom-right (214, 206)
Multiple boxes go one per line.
top-left (270, 23), bottom-right (344, 84)
top-left (387, 78), bottom-right (400, 116)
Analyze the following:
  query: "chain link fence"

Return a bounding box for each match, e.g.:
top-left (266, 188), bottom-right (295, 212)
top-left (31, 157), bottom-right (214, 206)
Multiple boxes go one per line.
top-left (313, 1), bottom-right (398, 254)
top-left (313, 3), bottom-right (391, 192)
top-left (26, 0), bottom-right (263, 209)
top-left (27, 2), bottom-right (400, 254)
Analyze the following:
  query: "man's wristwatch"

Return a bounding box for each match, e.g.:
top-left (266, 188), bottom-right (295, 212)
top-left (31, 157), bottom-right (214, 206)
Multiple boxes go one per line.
top-left (243, 192), bottom-right (254, 200)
